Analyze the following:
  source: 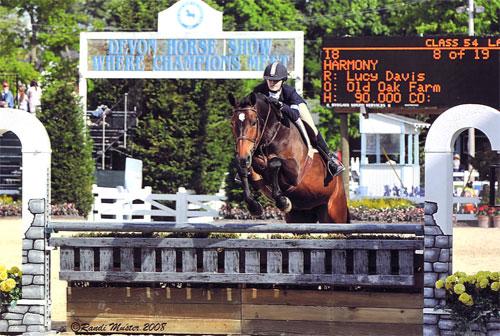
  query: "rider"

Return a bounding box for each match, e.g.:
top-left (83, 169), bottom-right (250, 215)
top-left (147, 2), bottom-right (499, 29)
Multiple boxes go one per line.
top-left (253, 61), bottom-right (345, 183)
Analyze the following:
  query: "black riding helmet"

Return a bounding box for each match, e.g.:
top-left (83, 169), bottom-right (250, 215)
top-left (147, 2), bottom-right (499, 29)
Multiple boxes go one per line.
top-left (263, 62), bottom-right (288, 81)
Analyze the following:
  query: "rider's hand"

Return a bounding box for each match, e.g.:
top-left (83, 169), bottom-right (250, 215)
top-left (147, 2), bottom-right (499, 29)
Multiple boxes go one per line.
top-left (268, 96), bottom-right (282, 108)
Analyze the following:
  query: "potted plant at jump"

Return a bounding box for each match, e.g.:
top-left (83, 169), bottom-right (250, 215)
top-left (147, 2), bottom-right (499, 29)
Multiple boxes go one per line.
top-left (476, 205), bottom-right (490, 228)
top-left (0, 265), bottom-right (22, 313)
top-left (493, 207), bottom-right (500, 229)
top-left (436, 271), bottom-right (500, 335)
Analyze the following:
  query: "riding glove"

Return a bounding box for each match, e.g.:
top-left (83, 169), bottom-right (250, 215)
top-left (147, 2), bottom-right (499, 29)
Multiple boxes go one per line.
top-left (280, 103), bottom-right (300, 121)
top-left (267, 96), bottom-right (300, 121)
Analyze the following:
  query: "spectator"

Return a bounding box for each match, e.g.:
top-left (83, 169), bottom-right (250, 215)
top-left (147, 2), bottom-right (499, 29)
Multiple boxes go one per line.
top-left (90, 104), bottom-right (112, 126)
top-left (17, 84), bottom-right (28, 111)
top-left (453, 153), bottom-right (464, 172)
top-left (0, 81), bottom-right (14, 108)
top-left (27, 80), bottom-right (42, 114)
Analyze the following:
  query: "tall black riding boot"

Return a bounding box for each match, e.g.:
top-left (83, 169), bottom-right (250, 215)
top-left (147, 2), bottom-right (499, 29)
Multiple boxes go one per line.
top-left (315, 134), bottom-right (345, 183)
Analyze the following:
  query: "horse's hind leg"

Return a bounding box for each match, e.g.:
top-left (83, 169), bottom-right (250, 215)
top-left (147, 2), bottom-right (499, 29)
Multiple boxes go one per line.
top-left (324, 196), bottom-right (350, 223)
top-left (269, 158), bottom-right (292, 212)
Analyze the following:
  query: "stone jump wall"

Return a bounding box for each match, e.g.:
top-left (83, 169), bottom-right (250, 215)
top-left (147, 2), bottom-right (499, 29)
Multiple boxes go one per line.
top-left (0, 199), bottom-right (50, 335)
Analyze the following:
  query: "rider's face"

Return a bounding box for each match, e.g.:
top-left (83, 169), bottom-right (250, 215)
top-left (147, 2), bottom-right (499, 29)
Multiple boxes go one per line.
top-left (266, 79), bottom-right (283, 92)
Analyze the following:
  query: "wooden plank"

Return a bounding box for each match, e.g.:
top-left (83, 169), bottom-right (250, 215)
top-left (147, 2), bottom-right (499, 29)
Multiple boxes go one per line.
top-left (49, 222), bottom-right (424, 234)
top-left (80, 248), bottom-right (94, 271)
top-left (311, 250), bottom-right (325, 274)
top-left (353, 250), bottom-right (369, 274)
top-left (241, 289), bottom-right (423, 308)
top-left (203, 249), bottom-right (217, 273)
top-left (141, 248), bottom-right (156, 272)
top-left (241, 304), bottom-right (422, 324)
top-left (182, 249), bottom-right (197, 272)
top-left (68, 287), bottom-right (241, 304)
top-left (161, 249), bottom-right (176, 272)
top-left (51, 237), bottom-right (423, 250)
top-left (68, 302), bottom-right (241, 319)
top-left (224, 250), bottom-right (239, 274)
top-left (67, 317), bottom-right (241, 335)
top-left (242, 320), bottom-right (422, 336)
top-left (288, 250), bottom-right (304, 274)
top-left (120, 248), bottom-right (134, 272)
top-left (267, 250), bottom-right (282, 274)
top-left (99, 248), bottom-right (113, 271)
top-left (60, 248), bottom-right (74, 271)
top-left (399, 250), bottom-right (414, 275)
top-left (332, 250), bottom-right (346, 274)
top-left (244, 250), bottom-right (260, 273)
top-left (60, 271), bottom-right (416, 286)
top-left (376, 250), bottom-right (391, 275)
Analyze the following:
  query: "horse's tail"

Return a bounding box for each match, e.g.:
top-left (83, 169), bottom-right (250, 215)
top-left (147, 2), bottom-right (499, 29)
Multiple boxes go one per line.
top-left (346, 207), bottom-right (351, 223)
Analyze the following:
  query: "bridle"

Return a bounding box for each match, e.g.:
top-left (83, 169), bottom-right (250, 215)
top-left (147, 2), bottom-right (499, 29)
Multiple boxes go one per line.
top-left (234, 102), bottom-right (272, 157)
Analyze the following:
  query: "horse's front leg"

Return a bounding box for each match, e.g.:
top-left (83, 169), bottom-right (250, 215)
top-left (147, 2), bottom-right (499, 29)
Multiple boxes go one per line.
top-left (237, 165), bottom-right (263, 216)
top-left (269, 158), bottom-right (292, 213)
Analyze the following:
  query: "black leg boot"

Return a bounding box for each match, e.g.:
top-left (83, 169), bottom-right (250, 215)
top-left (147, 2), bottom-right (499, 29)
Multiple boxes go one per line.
top-left (315, 134), bottom-right (345, 184)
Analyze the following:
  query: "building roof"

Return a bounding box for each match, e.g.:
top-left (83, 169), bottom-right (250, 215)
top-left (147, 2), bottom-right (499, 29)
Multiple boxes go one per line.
top-left (360, 113), bottom-right (430, 134)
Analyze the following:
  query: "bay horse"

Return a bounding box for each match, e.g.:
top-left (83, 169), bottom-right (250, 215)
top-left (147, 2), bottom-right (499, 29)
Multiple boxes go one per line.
top-left (229, 92), bottom-right (349, 223)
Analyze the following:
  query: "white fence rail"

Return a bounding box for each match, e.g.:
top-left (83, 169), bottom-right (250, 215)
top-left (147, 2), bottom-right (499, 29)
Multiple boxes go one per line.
top-left (91, 185), bottom-right (226, 223)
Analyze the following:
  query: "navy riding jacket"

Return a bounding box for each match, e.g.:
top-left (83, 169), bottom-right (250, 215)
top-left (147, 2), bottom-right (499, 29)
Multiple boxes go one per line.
top-left (252, 82), bottom-right (302, 121)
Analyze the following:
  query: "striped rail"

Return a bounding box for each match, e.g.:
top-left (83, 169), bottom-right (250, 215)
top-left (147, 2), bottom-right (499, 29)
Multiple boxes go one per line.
top-left (49, 222), bottom-right (423, 287)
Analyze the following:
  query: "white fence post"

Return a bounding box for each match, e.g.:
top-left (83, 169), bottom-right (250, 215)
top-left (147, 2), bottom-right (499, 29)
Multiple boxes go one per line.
top-left (176, 187), bottom-right (188, 223)
top-left (144, 186), bottom-right (152, 221)
top-left (91, 184), bottom-right (101, 221)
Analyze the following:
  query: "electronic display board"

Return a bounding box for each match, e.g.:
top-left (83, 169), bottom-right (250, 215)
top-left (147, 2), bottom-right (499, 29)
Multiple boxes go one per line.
top-left (321, 36), bottom-right (499, 108)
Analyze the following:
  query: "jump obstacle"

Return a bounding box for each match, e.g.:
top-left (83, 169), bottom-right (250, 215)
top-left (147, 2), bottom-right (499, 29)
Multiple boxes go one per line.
top-left (0, 105), bottom-right (499, 335)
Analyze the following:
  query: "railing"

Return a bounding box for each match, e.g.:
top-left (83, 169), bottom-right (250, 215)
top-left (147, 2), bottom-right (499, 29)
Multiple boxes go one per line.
top-left (91, 186), bottom-right (225, 223)
top-left (49, 222), bottom-right (423, 287)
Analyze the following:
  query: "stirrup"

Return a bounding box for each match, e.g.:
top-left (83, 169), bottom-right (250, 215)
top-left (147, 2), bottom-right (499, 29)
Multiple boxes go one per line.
top-left (328, 160), bottom-right (345, 177)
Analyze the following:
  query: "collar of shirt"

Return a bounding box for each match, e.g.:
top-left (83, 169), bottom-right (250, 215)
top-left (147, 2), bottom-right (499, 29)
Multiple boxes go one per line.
top-left (268, 90), bottom-right (281, 100)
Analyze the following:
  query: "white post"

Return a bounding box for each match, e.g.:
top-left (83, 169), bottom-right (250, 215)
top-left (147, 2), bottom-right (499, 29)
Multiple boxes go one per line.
top-left (399, 133), bottom-right (405, 165)
top-left (375, 134), bottom-right (380, 163)
top-left (101, 113), bottom-right (106, 169)
top-left (467, 0), bottom-right (476, 158)
top-left (124, 93), bottom-right (128, 149)
top-left (408, 133), bottom-right (413, 165)
top-left (294, 32), bottom-right (304, 95)
top-left (414, 133), bottom-right (420, 167)
top-left (91, 184), bottom-right (100, 221)
top-left (176, 187), bottom-right (188, 224)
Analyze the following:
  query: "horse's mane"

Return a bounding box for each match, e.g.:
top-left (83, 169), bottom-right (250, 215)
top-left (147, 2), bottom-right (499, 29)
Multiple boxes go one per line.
top-left (239, 93), bottom-right (275, 117)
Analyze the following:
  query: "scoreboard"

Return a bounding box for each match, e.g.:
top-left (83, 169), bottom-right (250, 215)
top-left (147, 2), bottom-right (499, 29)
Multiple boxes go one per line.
top-left (321, 36), bottom-right (499, 108)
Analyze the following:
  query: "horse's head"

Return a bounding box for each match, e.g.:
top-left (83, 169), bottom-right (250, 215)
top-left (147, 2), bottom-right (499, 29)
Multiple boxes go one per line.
top-left (229, 92), bottom-right (278, 169)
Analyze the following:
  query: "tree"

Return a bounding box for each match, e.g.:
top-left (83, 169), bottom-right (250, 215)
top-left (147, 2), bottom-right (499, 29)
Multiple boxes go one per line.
top-left (0, 6), bottom-right (38, 82)
top-left (38, 65), bottom-right (95, 215)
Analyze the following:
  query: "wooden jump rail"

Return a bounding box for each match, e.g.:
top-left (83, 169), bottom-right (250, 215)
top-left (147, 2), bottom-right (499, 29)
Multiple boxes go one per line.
top-left (49, 222), bottom-right (423, 287)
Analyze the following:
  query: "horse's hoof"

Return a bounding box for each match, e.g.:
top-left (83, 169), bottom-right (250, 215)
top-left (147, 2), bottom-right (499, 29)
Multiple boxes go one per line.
top-left (248, 201), bottom-right (264, 217)
top-left (283, 197), bottom-right (292, 213)
top-left (277, 196), bottom-right (292, 213)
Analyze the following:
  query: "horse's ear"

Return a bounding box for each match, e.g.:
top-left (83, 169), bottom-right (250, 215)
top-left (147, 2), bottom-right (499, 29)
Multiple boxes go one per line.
top-left (249, 92), bottom-right (257, 106)
top-left (228, 93), bottom-right (237, 107)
